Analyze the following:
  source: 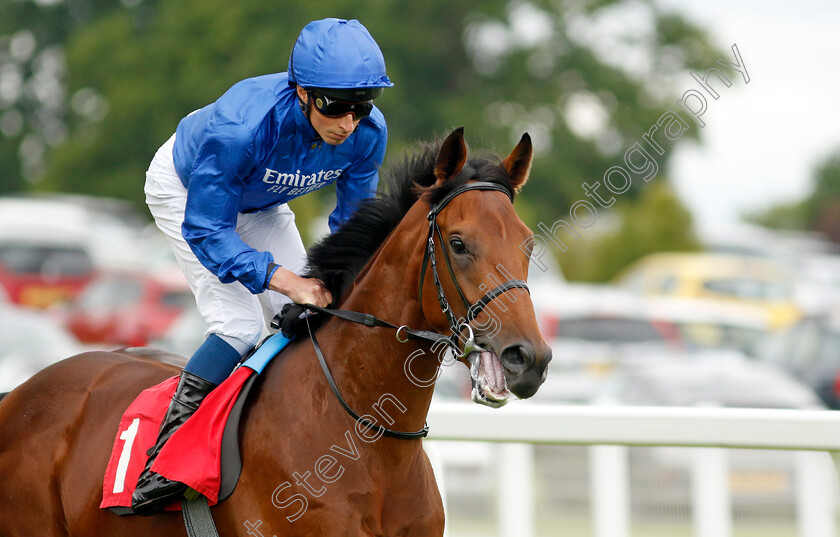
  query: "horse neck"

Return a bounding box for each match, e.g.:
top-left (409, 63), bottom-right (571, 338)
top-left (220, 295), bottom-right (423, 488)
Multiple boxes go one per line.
top-left (315, 206), bottom-right (441, 433)
top-left (245, 204), bottom-right (443, 451)
top-left (292, 204), bottom-right (446, 431)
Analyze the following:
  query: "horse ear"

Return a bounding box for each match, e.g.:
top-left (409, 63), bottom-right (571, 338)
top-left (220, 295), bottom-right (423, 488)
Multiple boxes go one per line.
top-left (434, 127), bottom-right (468, 186)
top-left (502, 133), bottom-right (533, 192)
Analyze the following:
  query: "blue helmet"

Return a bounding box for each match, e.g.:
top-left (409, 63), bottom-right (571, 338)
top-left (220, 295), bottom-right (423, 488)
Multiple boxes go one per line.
top-left (288, 18), bottom-right (393, 101)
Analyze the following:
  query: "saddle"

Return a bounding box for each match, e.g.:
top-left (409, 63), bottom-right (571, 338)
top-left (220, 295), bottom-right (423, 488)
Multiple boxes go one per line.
top-left (101, 326), bottom-right (298, 515)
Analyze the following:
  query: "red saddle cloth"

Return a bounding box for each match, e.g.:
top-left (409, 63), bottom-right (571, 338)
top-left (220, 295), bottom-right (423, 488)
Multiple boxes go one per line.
top-left (100, 366), bottom-right (254, 512)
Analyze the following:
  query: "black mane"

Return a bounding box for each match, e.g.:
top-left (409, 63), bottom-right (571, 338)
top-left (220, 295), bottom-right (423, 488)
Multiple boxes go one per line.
top-left (306, 138), bottom-right (516, 303)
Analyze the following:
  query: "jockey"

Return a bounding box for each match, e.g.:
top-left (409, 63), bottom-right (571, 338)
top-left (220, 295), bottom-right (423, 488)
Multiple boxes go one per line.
top-left (133, 18), bottom-right (392, 515)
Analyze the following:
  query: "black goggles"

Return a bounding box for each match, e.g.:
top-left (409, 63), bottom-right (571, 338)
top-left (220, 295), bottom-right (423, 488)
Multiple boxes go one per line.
top-left (309, 91), bottom-right (373, 119)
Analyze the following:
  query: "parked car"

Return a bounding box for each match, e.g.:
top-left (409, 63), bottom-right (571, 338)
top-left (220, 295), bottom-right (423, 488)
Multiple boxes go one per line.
top-left (149, 302), bottom-right (206, 357)
top-left (643, 297), bottom-right (769, 356)
top-left (0, 304), bottom-right (85, 392)
top-left (0, 194), bottom-right (154, 310)
top-left (613, 252), bottom-right (801, 330)
top-left (63, 270), bottom-right (194, 347)
top-left (701, 223), bottom-right (840, 315)
top-left (0, 194), bottom-right (151, 273)
top-left (530, 284), bottom-right (684, 405)
top-left (756, 313), bottom-right (840, 409)
top-left (532, 282), bottom-right (671, 340)
top-left (0, 234), bottom-right (96, 309)
top-left (595, 352), bottom-right (823, 409)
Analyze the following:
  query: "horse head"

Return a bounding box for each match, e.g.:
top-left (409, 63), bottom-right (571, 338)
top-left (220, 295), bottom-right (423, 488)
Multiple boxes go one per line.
top-left (308, 127), bottom-right (552, 411)
top-left (414, 127), bottom-right (552, 407)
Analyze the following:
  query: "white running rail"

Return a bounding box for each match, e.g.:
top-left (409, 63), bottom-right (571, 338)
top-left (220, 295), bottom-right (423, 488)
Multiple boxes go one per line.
top-left (425, 402), bottom-right (840, 537)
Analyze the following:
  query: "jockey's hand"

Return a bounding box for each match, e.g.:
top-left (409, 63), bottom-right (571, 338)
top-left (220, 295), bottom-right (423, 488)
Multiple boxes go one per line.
top-left (269, 267), bottom-right (332, 308)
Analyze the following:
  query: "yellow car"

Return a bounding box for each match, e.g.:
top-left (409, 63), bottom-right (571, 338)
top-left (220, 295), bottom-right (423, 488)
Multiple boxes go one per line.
top-left (612, 252), bottom-right (801, 330)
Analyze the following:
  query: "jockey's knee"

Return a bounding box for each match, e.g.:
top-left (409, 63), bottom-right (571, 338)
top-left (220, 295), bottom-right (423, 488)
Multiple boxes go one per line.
top-left (207, 315), bottom-right (264, 351)
top-left (216, 334), bottom-right (254, 358)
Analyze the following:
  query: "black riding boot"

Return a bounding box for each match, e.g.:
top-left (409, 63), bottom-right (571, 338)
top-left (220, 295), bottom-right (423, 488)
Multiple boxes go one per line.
top-left (131, 371), bottom-right (216, 516)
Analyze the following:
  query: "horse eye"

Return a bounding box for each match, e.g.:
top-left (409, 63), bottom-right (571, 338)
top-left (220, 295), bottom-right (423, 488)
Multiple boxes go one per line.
top-left (449, 237), bottom-right (467, 254)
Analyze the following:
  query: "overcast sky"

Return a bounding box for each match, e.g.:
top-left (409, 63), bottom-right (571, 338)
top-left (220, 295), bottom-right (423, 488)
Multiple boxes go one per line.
top-left (654, 0), bottom-right (840, 231)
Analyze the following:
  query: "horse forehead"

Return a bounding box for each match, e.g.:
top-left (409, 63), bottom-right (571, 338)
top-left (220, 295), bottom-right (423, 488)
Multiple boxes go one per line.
top-left (443, 190), bottom-right (529, 238)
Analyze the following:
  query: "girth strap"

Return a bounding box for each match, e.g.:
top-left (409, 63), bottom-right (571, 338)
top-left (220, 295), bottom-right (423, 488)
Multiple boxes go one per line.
top-left (181, 496), bottom-right (220, 537)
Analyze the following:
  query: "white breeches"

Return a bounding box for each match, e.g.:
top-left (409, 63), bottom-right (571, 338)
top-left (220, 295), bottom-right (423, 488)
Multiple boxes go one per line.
top-left (144, 135), bottom-right (307, 351)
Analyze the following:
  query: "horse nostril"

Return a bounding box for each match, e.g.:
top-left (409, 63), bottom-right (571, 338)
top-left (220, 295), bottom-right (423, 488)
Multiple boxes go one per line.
top-left (500, 344), bottom-right (535, 372)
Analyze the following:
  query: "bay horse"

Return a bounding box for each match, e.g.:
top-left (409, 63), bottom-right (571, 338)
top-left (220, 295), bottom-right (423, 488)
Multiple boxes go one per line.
top-left (0, 127), bottom-right (551, 537)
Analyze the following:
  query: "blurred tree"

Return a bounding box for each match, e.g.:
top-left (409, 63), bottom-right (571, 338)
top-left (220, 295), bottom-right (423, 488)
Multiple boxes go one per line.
top-left (747, 148), bottom-right (840, 242)
top-left (746, 200), bottom-right (809, 231)
top-left (808, 150), bottom-right (840, 242)
top-left (0, 0), bottom-right (154, 190)
top-left (2, 0), bottom-right (720, 269)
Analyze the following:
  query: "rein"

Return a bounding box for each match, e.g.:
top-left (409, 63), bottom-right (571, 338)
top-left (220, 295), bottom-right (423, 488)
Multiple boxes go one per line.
top-left (293, 181), bottom-right (530, 440)
top-left (302, 310), bottom-right (430, 439)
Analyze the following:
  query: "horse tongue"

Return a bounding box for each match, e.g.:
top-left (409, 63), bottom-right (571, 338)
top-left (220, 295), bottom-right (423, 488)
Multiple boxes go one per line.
top-left (480, 351), bottom-right (506, 396)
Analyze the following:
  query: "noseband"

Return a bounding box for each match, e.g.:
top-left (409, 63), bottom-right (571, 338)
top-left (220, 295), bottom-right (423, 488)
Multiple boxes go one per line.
top-left (287, 180), bottom-right (530, 439)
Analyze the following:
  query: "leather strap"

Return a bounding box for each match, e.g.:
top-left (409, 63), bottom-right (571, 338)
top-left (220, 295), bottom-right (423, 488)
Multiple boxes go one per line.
top-left (303, 313), bottom-right (429, 439)
top-left (302, 304), bottom-right (455, 347)
top-left (181, 496), bottom-right (220, 537)
top-left (467, 279), bottom-right (530, 322)
top-left (429, 182), bottom-right (512, 215)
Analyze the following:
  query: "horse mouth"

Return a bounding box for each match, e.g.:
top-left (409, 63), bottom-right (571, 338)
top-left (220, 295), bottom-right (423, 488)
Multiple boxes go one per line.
top-left (468, 349), bottom-right (510, 408)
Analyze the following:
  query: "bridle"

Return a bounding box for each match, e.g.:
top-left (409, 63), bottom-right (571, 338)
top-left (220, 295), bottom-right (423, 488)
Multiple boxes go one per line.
top-left (285, 181), bottom-right (530, 439)
top-left (418, 181), bottom-right (530, 355)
